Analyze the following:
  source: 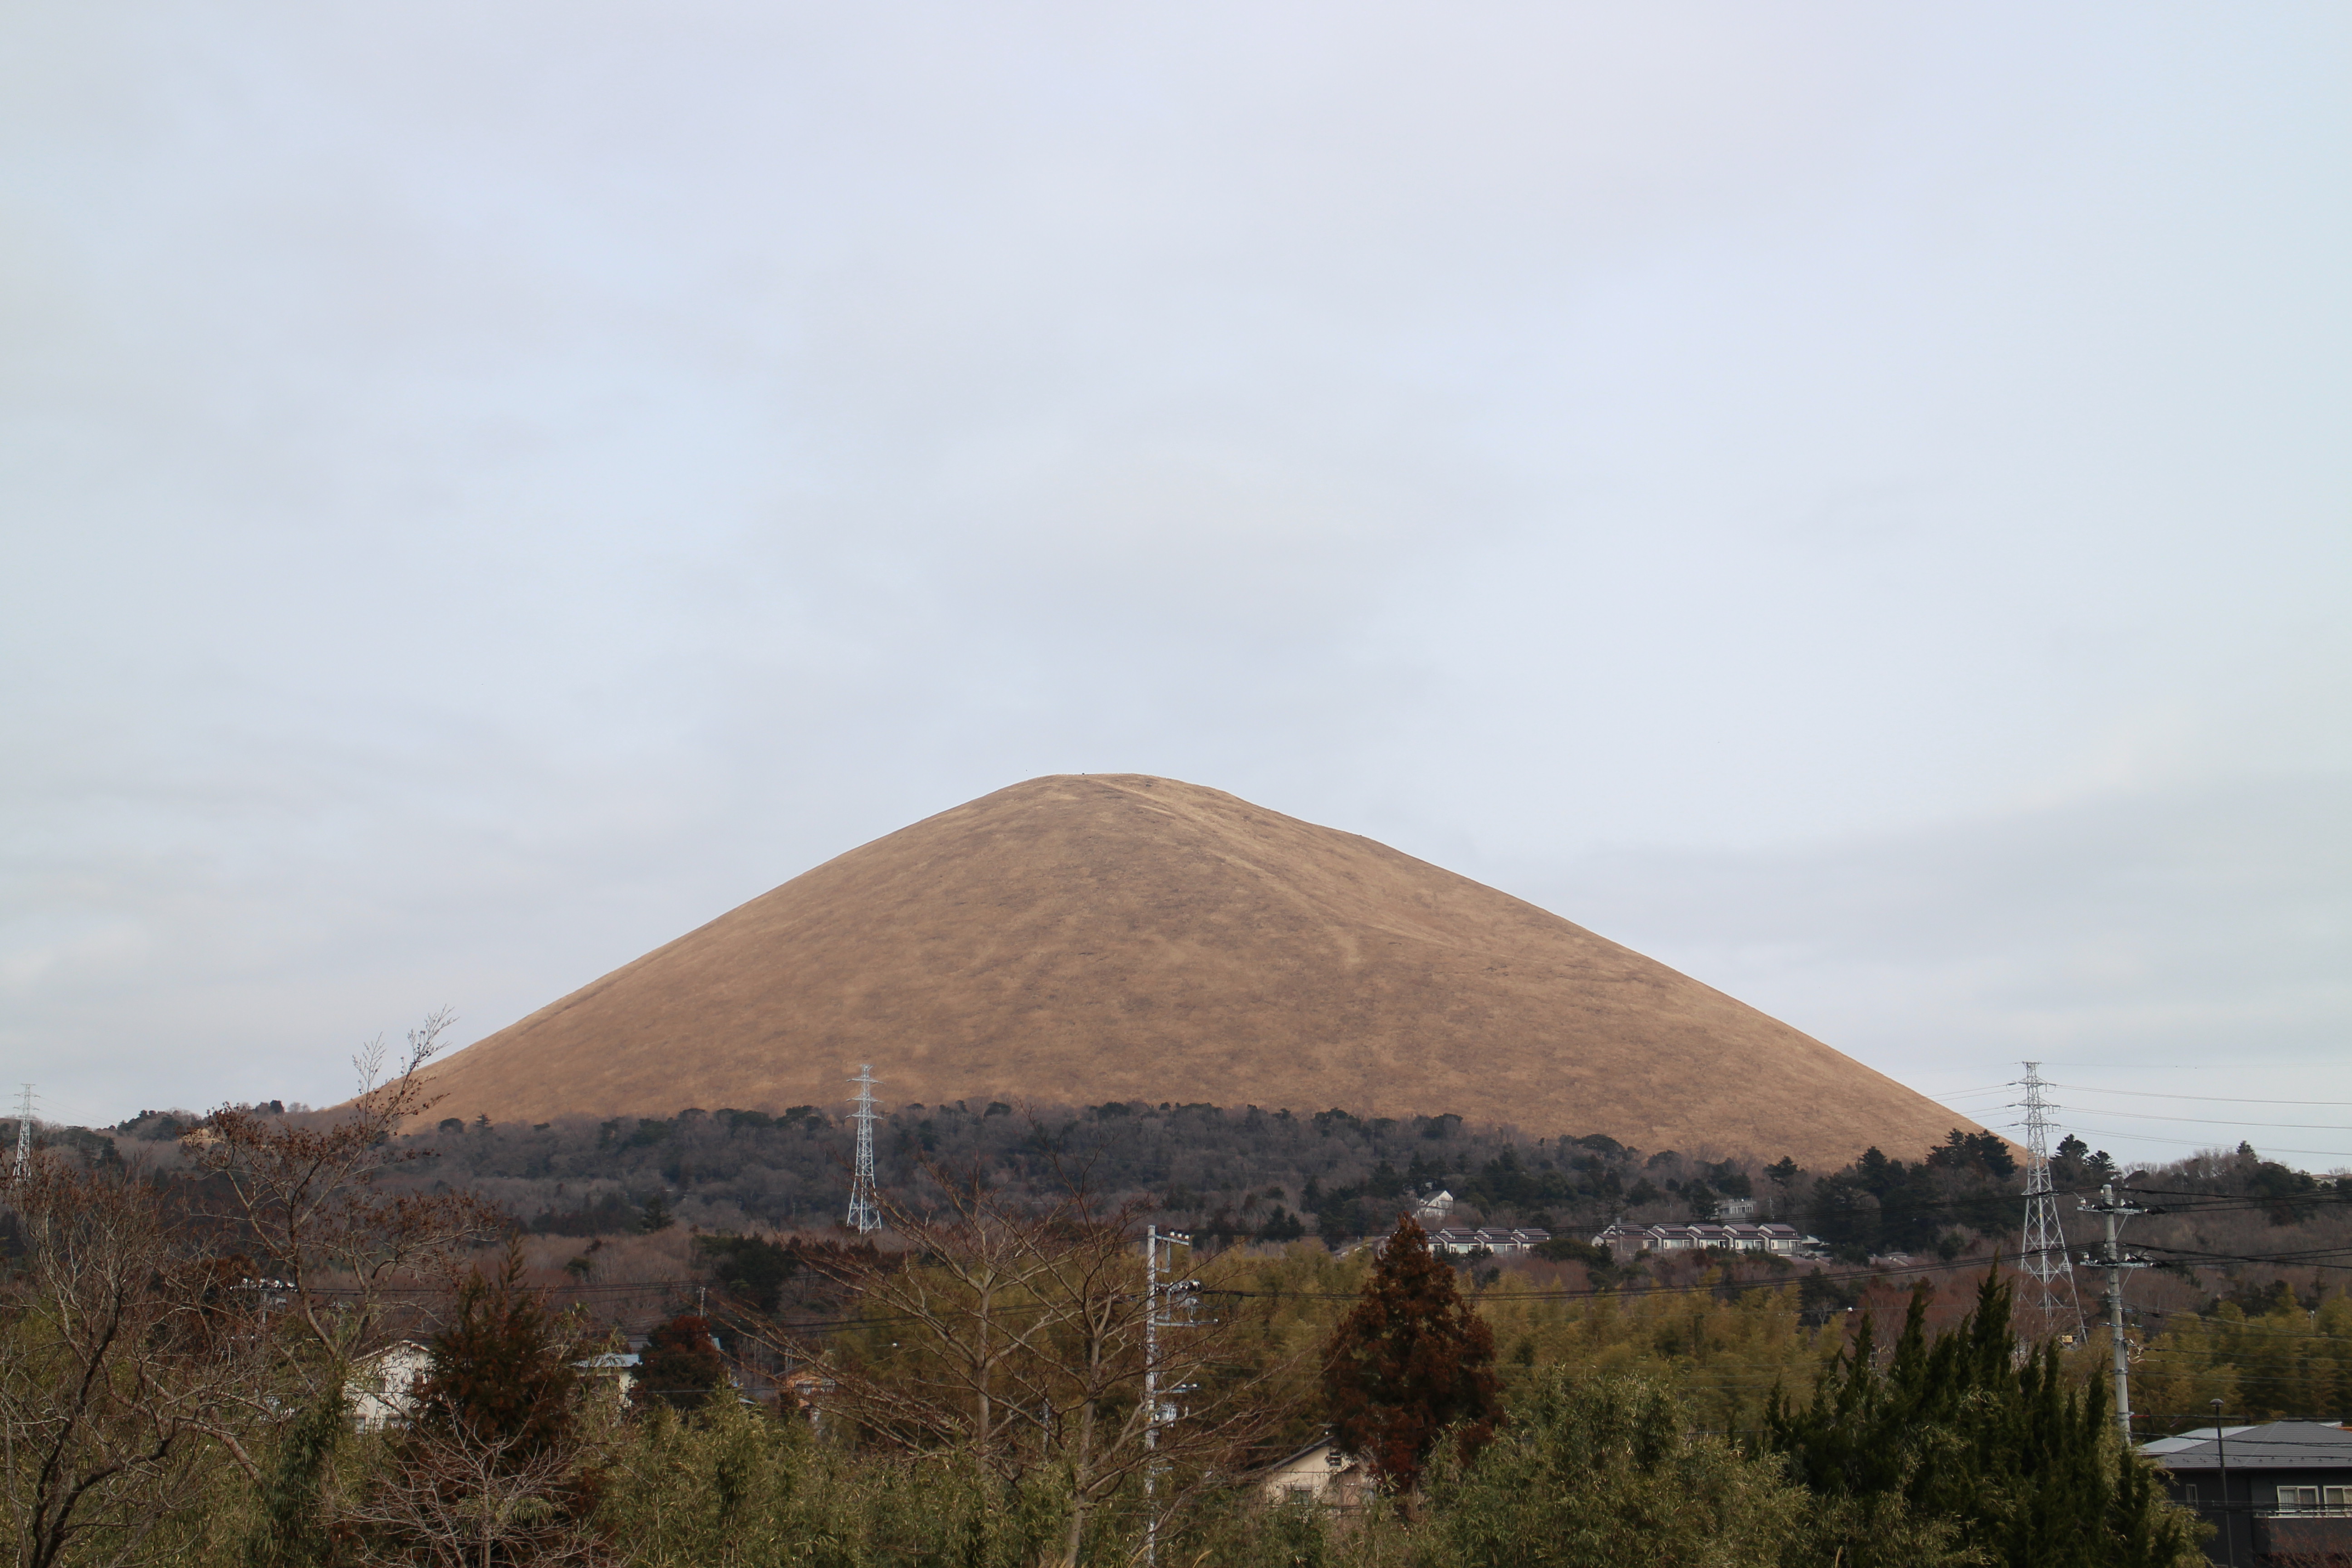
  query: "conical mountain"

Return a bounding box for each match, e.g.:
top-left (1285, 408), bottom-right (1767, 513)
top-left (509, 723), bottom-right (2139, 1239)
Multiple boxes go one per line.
top-left (419, 774), bottom-right (1970, 1164)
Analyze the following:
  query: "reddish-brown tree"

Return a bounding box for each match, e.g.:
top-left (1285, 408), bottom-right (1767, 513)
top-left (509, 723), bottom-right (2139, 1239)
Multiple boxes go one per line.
top-left (1320, 1214), bottom-right (1501, 1496)
top-left (357, 1247), bottom-right (610, 1567)
top-left (411, 1244), bottom-right (585, 1459)
top-left (630, 1314), bottom-right (728, 1416)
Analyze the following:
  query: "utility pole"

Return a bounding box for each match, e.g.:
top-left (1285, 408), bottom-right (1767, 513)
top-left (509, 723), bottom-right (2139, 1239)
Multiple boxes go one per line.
top-left (1145, 1223), bottom-right (1159, 1568)
top-left (2017, 1063), bottom-right (2087, 1344)
top-left (10, 1085), bottom-right (31, 1179)
top-left (2210, 1397), bottom-right (2235, 1568)
top-left (844, 1066), bottom-right (882, 1235)
top-left (2080, 1182), bottom-right (2151, 1439)
top-left (1143, 1226), bottom-right (1191, 1568)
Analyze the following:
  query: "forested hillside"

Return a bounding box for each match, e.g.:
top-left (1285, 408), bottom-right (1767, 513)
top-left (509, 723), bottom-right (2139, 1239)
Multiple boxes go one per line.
top-left (111, 1098), bottom-right (2029, 1253)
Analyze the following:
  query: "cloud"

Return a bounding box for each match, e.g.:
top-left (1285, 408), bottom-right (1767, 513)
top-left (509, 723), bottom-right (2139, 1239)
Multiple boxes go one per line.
top-left (0, 3), bottom-right (2345, 1139)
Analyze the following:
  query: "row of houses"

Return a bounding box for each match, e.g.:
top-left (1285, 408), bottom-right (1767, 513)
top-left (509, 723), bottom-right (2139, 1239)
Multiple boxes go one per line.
top-left (1429, 1221), bottom-right (1821, 1260)
top-left (1415, 1189), bottom-right (1816, 1262)
top-left (1591, 1220), bottom-right (1813, 1257)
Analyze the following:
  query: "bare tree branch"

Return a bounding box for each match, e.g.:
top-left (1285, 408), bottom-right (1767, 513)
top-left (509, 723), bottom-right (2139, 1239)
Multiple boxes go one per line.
top-left (0, 1156), bottom-right (258, 1568)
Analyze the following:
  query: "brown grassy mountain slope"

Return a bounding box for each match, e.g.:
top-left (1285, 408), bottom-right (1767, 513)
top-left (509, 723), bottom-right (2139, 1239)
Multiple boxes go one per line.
top-left (417, 774), bottom-right (1974, 1165)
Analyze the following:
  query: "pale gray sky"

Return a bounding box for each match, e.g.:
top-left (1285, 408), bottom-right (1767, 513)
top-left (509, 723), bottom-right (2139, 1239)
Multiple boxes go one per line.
top-left (4, 3), bottom-right (2347, 1168)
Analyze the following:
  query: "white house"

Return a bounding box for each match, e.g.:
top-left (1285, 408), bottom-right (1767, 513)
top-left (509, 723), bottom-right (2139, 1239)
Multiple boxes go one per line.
top-left (349, 1342), bottom-right (654, 1429)
top-left (577, 1351), bottom-right (641, 1404)
top-left (348, 1341), bottom-right (431, 1431)
top-left (1251, 1436), bottom-right (1371, 1508)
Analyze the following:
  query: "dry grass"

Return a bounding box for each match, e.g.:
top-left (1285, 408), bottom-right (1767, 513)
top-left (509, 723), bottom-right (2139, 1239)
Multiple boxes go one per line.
top-left (416, 774), bottom-right (1975, 1165)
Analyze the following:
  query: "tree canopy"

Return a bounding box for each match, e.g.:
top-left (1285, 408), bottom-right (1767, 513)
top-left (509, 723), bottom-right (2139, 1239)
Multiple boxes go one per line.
top-left (1320, 1215), bottom-right (1501, 1494)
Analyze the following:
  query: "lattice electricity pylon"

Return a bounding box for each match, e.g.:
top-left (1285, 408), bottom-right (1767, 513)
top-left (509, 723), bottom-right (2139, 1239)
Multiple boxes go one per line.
top-left (10, 1085), bottom-right (31, 1180)
top-left (2017, 1063), bottom-right (2087, 1345)
top-left (844, 1065), bottom-right (882, 1235)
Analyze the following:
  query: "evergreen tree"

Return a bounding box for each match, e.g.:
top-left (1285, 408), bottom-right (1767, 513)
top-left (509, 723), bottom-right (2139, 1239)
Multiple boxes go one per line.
top-left (412, 1244), bottom-right (580, 1459)
top-left (1319, 1215), bottom-right (1500, 1494)
top-left (632, 1313), bottom-right (728, 1416)
top-left (367, 1247), bottom-right (603, 1563)
top-left (1763, 1273), bottom-right (2205, 1568)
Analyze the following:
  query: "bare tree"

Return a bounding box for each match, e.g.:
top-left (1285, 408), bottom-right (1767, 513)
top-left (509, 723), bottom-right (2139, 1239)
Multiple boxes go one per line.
top-left (347, 1423), bottom-right (609, 1568)
top-left (766, 1161), bottom-right (1293, 1568)
top-left (191, 1011), bottom-right (506, 1566)
top-left (194, 1009), bottom-right (504, 1401)
top-left (1004, 1193), bottom-right (1288, 1568)
top-left (0, 1155), bottom-right (256, 1568)
top-left (789, 1164), bottom-right (1074, 1462)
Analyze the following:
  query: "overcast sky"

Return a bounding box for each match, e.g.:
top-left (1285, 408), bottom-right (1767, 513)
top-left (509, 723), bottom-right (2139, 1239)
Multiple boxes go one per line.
top-left (5, 3), bottom-right (2347, 1169)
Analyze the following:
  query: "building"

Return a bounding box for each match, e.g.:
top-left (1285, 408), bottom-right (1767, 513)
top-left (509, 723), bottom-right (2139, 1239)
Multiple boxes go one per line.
top-left (1412, 1189), bottom-right (1455, 1224)
top-left (355, 1342), bottom-right (655, 1427)
top-left (1430, 1227), bottom-right (1552, 1257)
top-left (576, 1350), bottom-right (642, 1405)
top-left (2142, 1421), bottom-right (2352, 1566)
top-left (1590, 1221), bottom-right (1809, 1258)
top-left (1250, 1435), bottom-right (1372, 1508)
top-left (348, 1341), bottom-right (431, 1431)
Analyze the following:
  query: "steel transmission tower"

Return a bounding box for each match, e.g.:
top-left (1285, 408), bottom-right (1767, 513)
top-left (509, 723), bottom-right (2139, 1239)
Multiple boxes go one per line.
top-left (844, 1065), bottom-right (882, 1235)
top-left (10, 1085), bottom-right (31, 1179)
top-left (2017, 1063), bottom-right (2086, 1344)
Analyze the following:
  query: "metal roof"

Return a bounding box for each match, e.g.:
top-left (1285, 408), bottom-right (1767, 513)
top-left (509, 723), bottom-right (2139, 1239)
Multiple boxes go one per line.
top-left (2141, 1421), bottom-right (2352, 1472)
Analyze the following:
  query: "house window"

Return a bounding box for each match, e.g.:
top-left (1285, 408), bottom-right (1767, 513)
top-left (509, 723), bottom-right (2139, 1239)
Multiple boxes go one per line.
top-left (2278, 1486), bottom-right (2320, 1511)
top-left (2325, 1486), bottom-right (2351, 1509)
top-left (2181, 1485), bottom-right (2197, 1508)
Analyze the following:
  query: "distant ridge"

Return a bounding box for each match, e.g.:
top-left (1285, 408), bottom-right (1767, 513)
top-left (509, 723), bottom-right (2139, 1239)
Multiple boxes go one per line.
top-left (419, 774), bottom-right (1975, 1165)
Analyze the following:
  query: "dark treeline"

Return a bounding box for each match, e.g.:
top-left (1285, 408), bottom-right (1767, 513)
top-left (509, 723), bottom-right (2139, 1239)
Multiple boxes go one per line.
top-left (104, 1098), bottom-right (2039, 1259)
top-left (68, 1091), bottom-right (2352, 1379)
top-left (91, 1092), bottom-right (2352, 1301)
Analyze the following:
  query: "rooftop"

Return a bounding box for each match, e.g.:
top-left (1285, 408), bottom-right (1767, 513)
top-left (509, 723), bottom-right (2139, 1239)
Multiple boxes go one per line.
top-left (2141, 1421), bottom-right (2352, 1471)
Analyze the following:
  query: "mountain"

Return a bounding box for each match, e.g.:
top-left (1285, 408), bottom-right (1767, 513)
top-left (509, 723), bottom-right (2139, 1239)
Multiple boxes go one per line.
top-left (416, 774), bottom-right (1973, 1165)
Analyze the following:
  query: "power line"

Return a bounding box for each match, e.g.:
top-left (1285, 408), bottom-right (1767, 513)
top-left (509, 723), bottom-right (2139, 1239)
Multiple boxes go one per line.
top-left (2047, 1126), bottom-right (2352, 1160)
top-left (2137, 1240), bottom-right (2352, 1265)
top-left (2137, 1307), bottom-right (2352, 1337)
top-left (2037, 1105), bottom-right (2352, 1133)
top-left (2048, 1083), bottom-right (2352, 1109)
top-left (2136, 1245), bottom-right (2352, 1276)
top-left (2126, 1182), bottom-right (2348, 1196)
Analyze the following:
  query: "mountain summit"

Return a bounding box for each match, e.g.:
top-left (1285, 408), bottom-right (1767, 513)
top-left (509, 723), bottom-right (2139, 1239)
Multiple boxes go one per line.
top-left (419, 774), bottom-right (1969, 1164)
